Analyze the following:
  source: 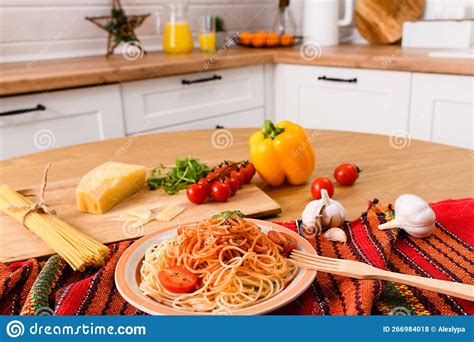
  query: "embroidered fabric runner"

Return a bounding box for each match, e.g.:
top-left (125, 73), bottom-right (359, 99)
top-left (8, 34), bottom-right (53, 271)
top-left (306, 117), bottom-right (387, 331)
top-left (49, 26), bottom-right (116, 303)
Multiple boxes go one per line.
top-left (1, 199), bottom-right (472, 316)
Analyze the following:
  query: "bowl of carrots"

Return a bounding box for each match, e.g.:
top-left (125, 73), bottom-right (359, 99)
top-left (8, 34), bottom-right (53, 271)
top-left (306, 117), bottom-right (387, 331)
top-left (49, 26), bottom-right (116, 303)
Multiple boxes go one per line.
top-left (237, 32), bottom-right (299, 48)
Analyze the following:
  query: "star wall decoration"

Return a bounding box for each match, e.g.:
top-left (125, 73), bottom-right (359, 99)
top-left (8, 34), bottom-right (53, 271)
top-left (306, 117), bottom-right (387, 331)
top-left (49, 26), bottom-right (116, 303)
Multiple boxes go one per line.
top-left (86, 0), bottom-right (150, 56)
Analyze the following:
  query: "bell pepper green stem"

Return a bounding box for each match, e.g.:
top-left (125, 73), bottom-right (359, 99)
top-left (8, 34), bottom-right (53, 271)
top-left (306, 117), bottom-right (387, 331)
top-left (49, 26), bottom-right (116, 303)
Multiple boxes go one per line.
top-left (262, 120), bottom-right (285, 139)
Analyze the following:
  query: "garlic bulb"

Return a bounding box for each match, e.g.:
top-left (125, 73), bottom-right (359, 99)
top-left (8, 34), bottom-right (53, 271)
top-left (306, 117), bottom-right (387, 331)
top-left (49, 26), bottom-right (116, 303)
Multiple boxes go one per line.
top-left (324, 228), bottom-right (347, 243)
top-left (378, 194), bottom-right (436, 238)
top-left (302, 189), bottom-right (346, 235)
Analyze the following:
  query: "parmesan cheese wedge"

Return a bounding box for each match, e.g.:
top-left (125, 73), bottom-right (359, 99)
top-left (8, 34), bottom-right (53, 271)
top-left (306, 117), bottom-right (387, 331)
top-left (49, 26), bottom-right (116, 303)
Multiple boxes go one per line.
top-left (76, 162), bottom-right (146, 215)
top-left (155, 204), bottom-right (186, 222)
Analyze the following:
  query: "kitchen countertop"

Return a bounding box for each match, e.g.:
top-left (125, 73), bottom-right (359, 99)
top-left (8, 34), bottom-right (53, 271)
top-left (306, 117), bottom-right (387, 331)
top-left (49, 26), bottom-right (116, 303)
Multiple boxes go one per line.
top-left (1, 44), bottom-right (472, 97)
top-left (1, 129), bottom-right (471, 221)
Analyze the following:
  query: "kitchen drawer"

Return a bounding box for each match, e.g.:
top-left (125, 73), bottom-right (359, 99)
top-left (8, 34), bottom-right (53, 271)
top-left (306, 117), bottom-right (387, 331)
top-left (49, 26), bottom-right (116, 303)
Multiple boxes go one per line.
top-left (121, 66), bottom-right (265, 134)
top-left (275, 64), bottom-right (411, 135)
top-left (409, 73), bottom-right (473, 149)
top-left (0, 85), bottom-right (124, 160)
top-left (139, 108), bottom-right (265, 134)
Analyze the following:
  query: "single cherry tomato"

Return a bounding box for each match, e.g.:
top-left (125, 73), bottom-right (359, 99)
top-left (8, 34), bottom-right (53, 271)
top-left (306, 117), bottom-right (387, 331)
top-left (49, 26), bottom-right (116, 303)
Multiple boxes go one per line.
top-left (235, 171), bottom-right (246, 186)
top-left (240, 163), bottom-right (256, 183)
top-left (225, 161), bottom-right (239, 170)
top-left (213, 166), bottom-right (225, 174)
top-left (197, 178), bottom-right (211, 197)
top-left (268, 231), bottom-right (297, 255)
top-left (229, 170), bottom-right (245, 187)
top-left (158, 266), bottom-right (198, 293)
top-left (224, 176), bottom-right (240, 194)
top-left (227, 171), bottom-right (242, 189)
top-left (186, 184), bottom-right (208, 204)
top-left (211, 181), bottom-right (232, 202)
top-left (311, 177), bottom-right (334, 199)
top-left (334, 163), bottom-right (361, 186)
top-left (205, 172), bottom-right (218, 182)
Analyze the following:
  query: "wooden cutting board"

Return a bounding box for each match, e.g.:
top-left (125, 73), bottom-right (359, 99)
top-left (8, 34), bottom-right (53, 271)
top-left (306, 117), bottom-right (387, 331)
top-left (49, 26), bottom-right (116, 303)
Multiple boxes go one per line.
top-left (355, 0), bottom-right (424, 44)
top-left (0, 179), bottom-right (281, 263)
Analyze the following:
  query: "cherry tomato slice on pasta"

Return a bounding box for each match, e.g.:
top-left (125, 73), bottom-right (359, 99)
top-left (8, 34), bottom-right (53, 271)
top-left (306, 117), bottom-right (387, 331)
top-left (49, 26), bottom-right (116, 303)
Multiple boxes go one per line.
top-left (268, 231), bottom-right (297, 255)
top-left (158, 266), bottom-right (198, 293)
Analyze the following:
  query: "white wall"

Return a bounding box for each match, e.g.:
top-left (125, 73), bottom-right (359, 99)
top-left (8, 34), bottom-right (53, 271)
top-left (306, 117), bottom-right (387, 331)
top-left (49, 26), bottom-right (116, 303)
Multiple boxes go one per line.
top-left (1, 0), bottom-right (472, 63)
top-left (0, 0), bottom-right (279, 63)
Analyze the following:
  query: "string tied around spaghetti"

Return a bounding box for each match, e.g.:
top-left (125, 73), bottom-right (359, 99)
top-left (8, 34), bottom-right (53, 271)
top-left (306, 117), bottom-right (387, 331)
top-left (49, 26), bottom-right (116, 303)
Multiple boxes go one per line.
top-left (7, 163), bottom-right (56, 225)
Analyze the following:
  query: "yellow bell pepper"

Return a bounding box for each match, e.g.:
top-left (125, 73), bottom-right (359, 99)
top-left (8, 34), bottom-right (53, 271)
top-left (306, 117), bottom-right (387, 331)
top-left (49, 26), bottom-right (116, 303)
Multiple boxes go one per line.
top-left (249, 120), bottom-right (316, 186)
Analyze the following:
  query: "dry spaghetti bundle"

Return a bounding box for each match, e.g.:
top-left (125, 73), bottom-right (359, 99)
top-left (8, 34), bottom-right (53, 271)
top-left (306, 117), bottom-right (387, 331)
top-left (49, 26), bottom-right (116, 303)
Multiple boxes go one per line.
top-left (0, 184), bottom-right (108, 271)
top-left (139, 214), bottom-right (298, 313)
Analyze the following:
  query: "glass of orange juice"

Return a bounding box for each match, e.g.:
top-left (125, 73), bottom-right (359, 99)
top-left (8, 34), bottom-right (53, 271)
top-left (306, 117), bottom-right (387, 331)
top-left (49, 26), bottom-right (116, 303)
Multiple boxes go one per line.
top-left (198, 15), bottom-right (216, 52)
top-left (162, 2), bottom-right (194, 54)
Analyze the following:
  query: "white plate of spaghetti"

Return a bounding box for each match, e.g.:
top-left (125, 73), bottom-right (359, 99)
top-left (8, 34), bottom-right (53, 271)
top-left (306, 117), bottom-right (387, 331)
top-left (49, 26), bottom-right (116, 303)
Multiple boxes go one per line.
top-left (115, 212), bottom-right (317, 315)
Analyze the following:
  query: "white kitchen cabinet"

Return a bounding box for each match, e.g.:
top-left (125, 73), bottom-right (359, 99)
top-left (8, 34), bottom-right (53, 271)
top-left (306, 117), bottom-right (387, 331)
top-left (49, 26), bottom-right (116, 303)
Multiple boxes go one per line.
top-left (409, 73), bottom-right (473, 149)
top-left (274, 64), bottom-right (411, 135)
top-left (0, 85), bottom-right (124, 160)
top-left (121, 66), bottom-right (265, 134)
top-left (140, 108), bottom-right (265, 134)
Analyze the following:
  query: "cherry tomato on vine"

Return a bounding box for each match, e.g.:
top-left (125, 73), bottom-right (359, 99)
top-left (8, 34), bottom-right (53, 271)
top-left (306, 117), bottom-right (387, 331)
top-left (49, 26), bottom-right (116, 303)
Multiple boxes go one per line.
top-left (311, 177), bottom-right (334, 199)
top-left (197, 178), bottom-right (211, 197)
top-left (211, 181), bottom-right (232, 202)
top-left (205, 172), bottom-right (218, 182)
top-left (241, 163), bottom-right (256, 183)
top-left (186, 184), bottom-right (208, 204)
top-left (224, 177), bottom-right (240, 194)
top-left (231, 170), bottom-right (246, 187)
top-left (333, 163), bottom-right (361, 186)
top-left (229, 172), bottom-right (242, 189)
top-left (225, 161), bottom-right (239, 170)
top-left (213, 166), bottom-right (225, 174)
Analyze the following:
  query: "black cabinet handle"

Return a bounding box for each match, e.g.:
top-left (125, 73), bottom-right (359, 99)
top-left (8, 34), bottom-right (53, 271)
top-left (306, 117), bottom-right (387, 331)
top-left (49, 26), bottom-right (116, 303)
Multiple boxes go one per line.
top-left (215, 125), bottom-right (224, 129)
top-left (182, 75), bottom-right (222, 85)
top-left (0, 104), bottom-right (46, 117)
top-left (318, 76), bottom-right (357, 83)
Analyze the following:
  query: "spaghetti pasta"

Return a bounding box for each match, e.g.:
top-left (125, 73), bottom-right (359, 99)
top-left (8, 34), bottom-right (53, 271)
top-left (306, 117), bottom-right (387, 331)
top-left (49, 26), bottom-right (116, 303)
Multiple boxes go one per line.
top-left (0, 184), bottom-right (109, 271)
top-left (139, 213), bottom-right (298, 313)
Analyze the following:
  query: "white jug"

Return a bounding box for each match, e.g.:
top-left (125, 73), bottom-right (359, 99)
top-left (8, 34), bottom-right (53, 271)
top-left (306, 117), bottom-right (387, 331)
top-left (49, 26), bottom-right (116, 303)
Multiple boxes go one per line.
top-left (303, 0), bottom-right (353, 46)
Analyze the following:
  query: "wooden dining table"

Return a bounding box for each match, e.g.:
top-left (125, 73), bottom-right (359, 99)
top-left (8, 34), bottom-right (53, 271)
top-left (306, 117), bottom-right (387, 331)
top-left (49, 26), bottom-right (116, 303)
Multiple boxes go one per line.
top-left (1, 128), bottom-right (472, 221)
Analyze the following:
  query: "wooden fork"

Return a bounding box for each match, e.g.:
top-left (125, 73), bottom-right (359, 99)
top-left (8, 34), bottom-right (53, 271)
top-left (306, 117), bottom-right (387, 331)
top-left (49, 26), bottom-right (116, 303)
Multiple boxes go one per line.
top-left (291, 250), bottom-right (474, 301)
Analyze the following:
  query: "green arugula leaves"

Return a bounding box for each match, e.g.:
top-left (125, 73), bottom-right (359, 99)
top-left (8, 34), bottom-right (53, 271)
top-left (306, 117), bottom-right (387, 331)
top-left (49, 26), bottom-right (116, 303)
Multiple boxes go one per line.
top-left (147, 157), bottom-right (210, 194)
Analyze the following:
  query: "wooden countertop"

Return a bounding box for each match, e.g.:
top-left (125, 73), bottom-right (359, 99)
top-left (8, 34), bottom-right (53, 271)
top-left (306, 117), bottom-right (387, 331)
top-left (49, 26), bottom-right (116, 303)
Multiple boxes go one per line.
top-left (1, 129), bottom-right (472, 221)
top-left (1, 45), bottom-right (472, 97)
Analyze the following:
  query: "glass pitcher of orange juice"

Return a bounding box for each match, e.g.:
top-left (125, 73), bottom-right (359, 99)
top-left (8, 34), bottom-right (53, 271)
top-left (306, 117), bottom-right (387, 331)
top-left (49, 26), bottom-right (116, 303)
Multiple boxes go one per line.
top-left (162, 2), bottom-right (193, 54)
